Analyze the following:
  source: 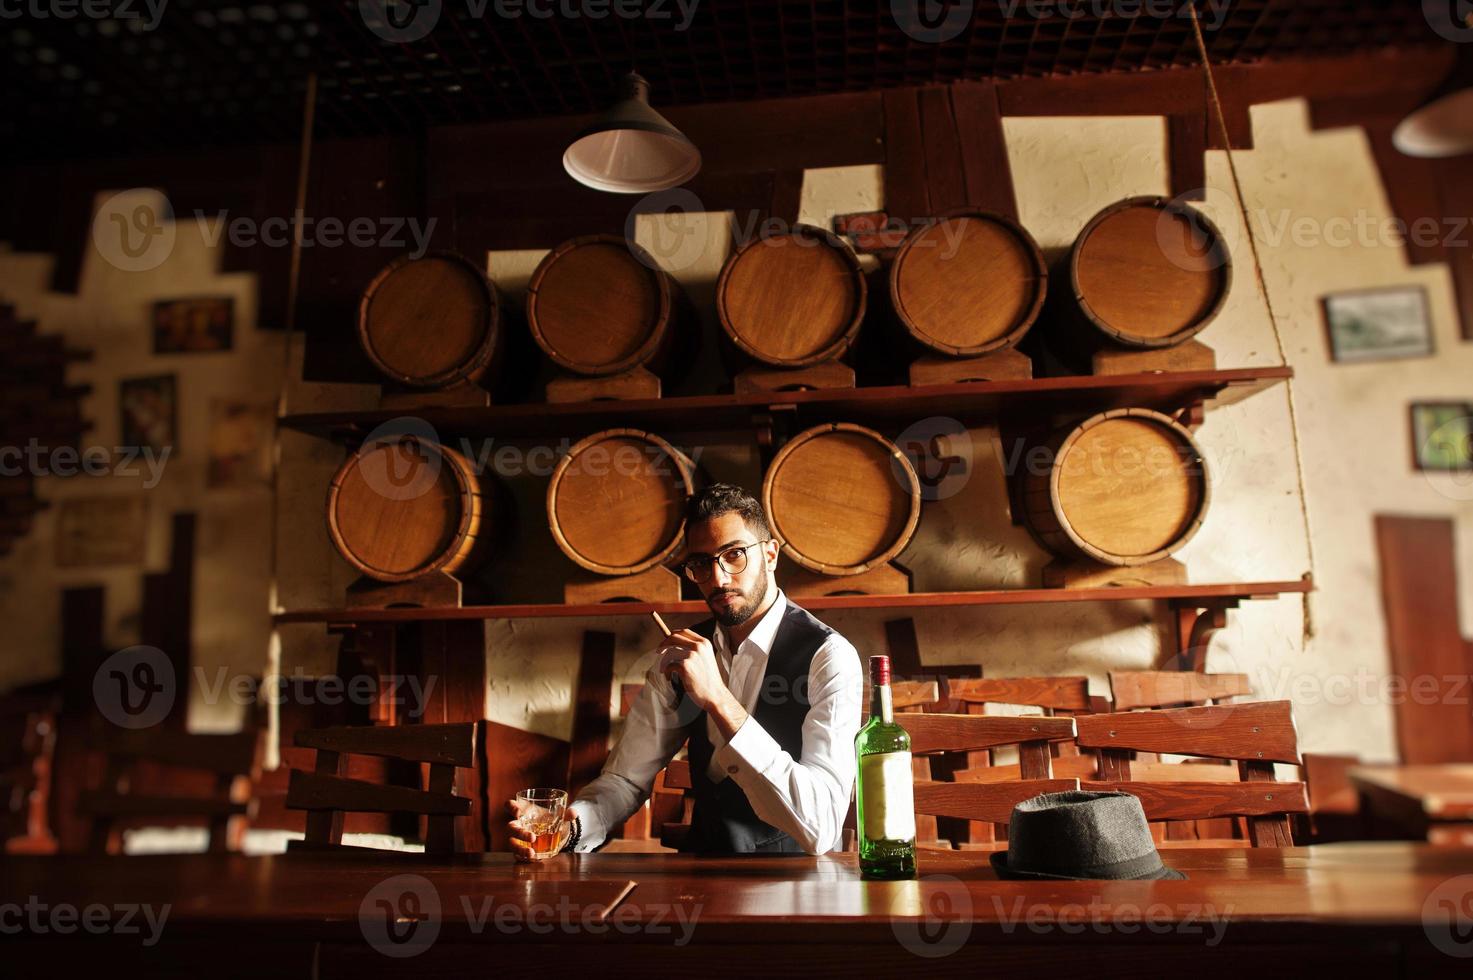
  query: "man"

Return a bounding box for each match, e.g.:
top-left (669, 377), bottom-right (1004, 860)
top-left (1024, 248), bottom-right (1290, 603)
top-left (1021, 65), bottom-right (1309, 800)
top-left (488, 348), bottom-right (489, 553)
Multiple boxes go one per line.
top-left (508, 483), bottom-right (863, 856)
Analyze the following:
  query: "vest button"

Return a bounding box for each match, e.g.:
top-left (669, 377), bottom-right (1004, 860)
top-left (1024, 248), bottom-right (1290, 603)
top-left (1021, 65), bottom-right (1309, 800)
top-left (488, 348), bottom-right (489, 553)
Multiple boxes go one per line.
top-left (726, 765), bottom-right (739, 775)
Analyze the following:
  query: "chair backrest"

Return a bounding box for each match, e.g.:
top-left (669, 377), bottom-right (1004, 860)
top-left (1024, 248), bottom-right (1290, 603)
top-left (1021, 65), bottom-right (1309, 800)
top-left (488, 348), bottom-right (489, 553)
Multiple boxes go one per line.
top-left (863, 679), bottom-right (940, 717)
top-left (286, 722), bottom-right (477, 854)
top-left (1075, 700), bottom-right (1307, 846)
top-left (1108, 671), bottom-right (1252, 710)
top-left (946, 676), bottom-right (1093, 714)
top-left (937, 675), bottom-right (1096, 845)
top-left (900, 713), bottom-right (1080, 826)
top-left (79, 726), bottom-right (262, 854)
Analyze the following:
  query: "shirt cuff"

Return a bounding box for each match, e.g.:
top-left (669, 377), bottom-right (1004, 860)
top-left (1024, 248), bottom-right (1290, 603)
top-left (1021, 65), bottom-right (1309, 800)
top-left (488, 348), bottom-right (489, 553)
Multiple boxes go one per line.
top-left (714, 713), bottom-right (782, 780)
top-left (566, 799), bottom-right (603, 853)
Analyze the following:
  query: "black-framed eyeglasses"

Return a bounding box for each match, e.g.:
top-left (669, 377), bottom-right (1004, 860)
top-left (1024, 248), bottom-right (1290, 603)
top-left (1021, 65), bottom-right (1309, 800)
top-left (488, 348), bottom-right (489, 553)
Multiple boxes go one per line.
top-left (677, 540), bottom-right (771, 582)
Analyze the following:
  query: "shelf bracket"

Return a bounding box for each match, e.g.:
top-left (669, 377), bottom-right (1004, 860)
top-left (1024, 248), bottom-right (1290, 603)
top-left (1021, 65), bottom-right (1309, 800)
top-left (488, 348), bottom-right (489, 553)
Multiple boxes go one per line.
top-left (1160, 598), bottom-right (1239, 672)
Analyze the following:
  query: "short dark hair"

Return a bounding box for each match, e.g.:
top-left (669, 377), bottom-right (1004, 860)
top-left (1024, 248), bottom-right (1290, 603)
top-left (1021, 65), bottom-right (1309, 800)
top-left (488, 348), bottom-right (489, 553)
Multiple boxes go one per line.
top-left (683, 483), bottom-right (771, 542)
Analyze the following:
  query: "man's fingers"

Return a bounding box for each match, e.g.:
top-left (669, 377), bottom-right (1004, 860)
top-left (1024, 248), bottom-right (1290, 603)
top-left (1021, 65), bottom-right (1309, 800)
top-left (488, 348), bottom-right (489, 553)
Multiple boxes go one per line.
top-left (506, 818), bottom-right (534, 841)
top-left (658, 646), bottom-right (692, 673)
top-left (509, 836), bottom-right (536, 862)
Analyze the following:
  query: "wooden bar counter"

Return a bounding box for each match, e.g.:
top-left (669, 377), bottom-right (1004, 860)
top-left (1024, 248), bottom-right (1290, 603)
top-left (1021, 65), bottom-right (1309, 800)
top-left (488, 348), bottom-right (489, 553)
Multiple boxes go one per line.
top-left (4, 844), bottom-right (1473, 976)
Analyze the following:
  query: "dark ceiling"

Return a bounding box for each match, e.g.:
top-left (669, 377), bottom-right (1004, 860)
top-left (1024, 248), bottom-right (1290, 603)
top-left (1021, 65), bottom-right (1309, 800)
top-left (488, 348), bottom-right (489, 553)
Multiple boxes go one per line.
top-left (0, 0), bottom-right (1451, 164)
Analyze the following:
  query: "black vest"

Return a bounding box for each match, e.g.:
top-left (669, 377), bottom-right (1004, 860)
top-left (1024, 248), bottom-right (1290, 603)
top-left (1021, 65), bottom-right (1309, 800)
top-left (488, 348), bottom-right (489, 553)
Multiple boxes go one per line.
top-left (679, 596), bottom-right (836, 854)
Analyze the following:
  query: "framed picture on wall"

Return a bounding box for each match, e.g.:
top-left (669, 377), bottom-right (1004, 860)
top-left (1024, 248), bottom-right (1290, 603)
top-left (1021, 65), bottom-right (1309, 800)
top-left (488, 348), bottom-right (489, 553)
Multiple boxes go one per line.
top-left (206, 398), bottom-right (274, 489)
top-left (119, 374), bottom-right (177, 454)
top-left (152, 296), bottom-right (233, 354)
top-left (1322, 286), bottom-right (1433, 363)
top-left (55, 496), bottom-right (147, 567)
top-left (1410, 402), bottom-right (1473, 472)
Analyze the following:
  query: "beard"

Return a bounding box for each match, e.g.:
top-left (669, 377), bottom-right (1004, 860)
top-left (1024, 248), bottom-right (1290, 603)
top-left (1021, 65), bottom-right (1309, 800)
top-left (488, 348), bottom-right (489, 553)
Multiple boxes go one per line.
top-left (708, 564), bottom-right (770, 628)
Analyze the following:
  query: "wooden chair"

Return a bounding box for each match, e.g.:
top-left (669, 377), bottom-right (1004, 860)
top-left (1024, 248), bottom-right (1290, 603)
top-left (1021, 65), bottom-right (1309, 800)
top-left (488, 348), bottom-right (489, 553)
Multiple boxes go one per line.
top-left (78, 727), bottom-right (262, 854)
top-left (1300, 752), bottom-right (1366, 843)
top-left (286, 722), bottom-right (477, 854)
top-left (1107, 669), bottom-right (1255, 841)
top-left (1076, 700), bottom-right (1308, 847)
top-left (903, 712), bottom-right (1081, 849)
top-left (941, 676), bottom-right (1099, 844)
top-left (1108, 670), bottom-right (1252, 711)
top-left (0, 683), bottom-right (62, 854)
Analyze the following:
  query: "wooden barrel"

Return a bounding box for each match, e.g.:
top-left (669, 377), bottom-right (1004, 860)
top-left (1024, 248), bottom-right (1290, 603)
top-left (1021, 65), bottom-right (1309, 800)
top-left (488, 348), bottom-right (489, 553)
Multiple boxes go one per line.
top-left (762, 423), bottom-right (921, 575)
top-left (1058, 196), bottom-right (1232, 348)
top-left (327, 437), bottom-right (491, 582)
top-left (525, 235), bottom-right (684, 377)
top-left (546, 428), bottom-right (697, 575)
top-left (888, 209), bottom-right (1048, 356)
top-left (716, 224), bottom-right (866, 367)
top-left (358, 251), bottom-right (502, 388)
top-left (1021, 408), bottom-right (1210, 566)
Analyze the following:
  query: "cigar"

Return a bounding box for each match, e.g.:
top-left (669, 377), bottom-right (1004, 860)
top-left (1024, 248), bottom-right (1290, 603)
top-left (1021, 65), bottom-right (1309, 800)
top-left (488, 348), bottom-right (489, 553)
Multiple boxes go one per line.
top-left (651, 610), bottom-right (671, 636)
top-left (652, 611), bottom-right (683, 696)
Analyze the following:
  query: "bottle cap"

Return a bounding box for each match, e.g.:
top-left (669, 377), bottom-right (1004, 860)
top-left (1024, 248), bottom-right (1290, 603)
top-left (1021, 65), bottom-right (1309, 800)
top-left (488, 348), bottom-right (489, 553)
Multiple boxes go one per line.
top-left (869, 655), bottom-right (891, 686)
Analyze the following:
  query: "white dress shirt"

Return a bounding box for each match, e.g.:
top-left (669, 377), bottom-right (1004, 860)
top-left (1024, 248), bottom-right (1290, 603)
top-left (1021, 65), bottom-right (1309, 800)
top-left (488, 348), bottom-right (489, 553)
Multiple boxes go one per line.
top-left (568, 588), bottom-right (863, 855)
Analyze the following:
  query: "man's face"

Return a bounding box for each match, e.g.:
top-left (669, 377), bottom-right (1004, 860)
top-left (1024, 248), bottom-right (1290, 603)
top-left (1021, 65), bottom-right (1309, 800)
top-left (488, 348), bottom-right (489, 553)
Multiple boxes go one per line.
top-left (682, 512), bottom-right (779, 627)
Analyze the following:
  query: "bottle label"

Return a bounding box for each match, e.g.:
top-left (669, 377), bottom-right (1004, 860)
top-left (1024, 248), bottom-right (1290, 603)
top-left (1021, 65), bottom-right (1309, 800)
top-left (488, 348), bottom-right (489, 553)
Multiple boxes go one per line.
top-left (860, 751), bottom-right (915, 842)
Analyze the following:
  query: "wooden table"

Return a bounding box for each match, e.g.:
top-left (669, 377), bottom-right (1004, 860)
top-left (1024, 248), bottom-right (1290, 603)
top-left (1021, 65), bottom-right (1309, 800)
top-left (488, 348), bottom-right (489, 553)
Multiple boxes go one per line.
top-left (1350, 764), bottom-right (1473, 845)
top-left (3, 845), bottom-right (1473, 976)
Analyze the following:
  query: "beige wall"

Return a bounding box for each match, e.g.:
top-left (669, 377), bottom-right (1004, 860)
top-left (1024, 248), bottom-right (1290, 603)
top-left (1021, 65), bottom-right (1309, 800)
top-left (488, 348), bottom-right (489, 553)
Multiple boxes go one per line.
top-left (3, 97), bottom-right (1471, 767)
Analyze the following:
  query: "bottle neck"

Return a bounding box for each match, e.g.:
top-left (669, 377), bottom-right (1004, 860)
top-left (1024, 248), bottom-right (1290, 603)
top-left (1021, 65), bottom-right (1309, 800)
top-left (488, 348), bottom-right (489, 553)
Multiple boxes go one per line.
top-left (870, 682), bottom-right (893, 725)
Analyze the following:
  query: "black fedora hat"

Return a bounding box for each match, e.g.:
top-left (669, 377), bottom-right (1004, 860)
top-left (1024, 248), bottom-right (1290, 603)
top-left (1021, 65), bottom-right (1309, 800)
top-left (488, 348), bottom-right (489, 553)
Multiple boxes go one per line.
top-left (990, 790), bottom-right (1185, 880)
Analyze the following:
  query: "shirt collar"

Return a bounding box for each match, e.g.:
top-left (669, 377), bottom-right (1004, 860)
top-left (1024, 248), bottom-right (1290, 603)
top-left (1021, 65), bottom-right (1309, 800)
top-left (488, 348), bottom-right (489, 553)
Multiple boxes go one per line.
top-left (715, 586), bottom-right (788, 658)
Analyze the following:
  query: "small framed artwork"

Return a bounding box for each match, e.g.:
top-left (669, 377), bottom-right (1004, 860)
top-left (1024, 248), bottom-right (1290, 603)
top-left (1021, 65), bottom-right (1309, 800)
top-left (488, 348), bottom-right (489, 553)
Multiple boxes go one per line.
top-left (56, 496), bottom-right (147, 567)
top-left (1322, 286), bottom-right (1433, 363)
top-left (207, 398), bottom-right (275, 489)
top-left (120, 374), bottom-right (177, 454)
top-left (1410, 402), bottom-right (1473, 472)
top-left (152, 296), bottom-right (233, 354)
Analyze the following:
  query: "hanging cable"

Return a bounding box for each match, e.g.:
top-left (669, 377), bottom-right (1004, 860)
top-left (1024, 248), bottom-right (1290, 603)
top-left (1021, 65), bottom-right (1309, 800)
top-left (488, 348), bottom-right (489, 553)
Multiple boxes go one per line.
top-left (1185, 3), bottom-right (1317, 642)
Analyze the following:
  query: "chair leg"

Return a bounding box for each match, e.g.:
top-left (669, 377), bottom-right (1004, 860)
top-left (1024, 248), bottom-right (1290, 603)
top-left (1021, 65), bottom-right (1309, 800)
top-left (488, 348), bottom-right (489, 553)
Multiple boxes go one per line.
top-left (304, 750), bottom-right (345, 847)
top-left (425, 763), bottom-right (457, 854)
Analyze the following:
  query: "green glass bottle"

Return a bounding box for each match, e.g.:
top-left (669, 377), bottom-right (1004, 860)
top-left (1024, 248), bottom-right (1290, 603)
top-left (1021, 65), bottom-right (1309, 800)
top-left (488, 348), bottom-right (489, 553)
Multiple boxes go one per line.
top-left (854, 654), bottom-right (916, 880)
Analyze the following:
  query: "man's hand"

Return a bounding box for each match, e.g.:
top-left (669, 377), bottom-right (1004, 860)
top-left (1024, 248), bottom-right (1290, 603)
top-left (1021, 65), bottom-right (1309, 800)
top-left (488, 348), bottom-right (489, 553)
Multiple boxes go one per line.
top-left (658, 628), bottom-right (748, 740)
top-left (657, 628), bottom-right (727, 709)
top-left (506, 797), bottom-right (571, 862)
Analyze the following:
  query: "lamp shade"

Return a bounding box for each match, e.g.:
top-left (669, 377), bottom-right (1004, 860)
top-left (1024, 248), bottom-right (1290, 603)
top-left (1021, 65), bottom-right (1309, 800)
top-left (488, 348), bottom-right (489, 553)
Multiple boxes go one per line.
top-left (563, 73), bottom-right (701, 193)
top-left (1394, 40), bottom-right (1473, 158)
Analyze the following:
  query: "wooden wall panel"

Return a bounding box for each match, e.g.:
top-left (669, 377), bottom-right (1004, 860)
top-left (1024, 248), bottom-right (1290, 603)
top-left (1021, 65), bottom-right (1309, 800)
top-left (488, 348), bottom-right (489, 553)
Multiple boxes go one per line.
top-left (1374, 515), bottom-right (1473, 764)
top-left (919, 87), bottom-right (966, 215)
top-left (882, 88), bottom-right (929, 221)
top-left (950, 81), bottom-right (1018, 221)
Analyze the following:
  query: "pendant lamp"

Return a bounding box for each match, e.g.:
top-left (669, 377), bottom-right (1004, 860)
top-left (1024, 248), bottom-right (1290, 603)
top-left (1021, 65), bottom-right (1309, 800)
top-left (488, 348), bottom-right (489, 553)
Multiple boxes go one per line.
top-left (563, 72), bottom-right (701, 193)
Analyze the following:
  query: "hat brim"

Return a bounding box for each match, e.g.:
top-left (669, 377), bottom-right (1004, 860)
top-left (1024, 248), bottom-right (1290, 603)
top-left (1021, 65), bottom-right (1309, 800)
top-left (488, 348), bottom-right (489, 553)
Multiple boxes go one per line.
top-left (990, 849), bottom-right (1186, 881)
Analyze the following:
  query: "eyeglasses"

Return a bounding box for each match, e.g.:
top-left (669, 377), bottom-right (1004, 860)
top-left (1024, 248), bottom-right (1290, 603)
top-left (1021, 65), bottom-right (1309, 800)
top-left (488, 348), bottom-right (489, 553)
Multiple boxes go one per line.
top-left (677, 540), bottom-right (771, 582)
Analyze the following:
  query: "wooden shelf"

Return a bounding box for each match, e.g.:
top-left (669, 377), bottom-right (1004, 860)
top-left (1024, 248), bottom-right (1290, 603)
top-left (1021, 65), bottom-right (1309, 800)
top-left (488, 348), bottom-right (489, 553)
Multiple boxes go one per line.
top-left (273, 577), bottom-right (1312, 625)
top-left (278, 367), bottom-right (1293, 442)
